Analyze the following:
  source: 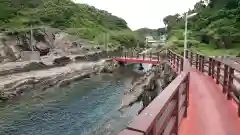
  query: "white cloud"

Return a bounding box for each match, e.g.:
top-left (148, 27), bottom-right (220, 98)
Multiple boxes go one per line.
top-left (74, 0), bottom-right (200, 30)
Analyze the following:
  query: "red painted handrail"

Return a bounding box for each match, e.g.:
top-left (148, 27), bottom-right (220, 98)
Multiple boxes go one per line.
top-left (184, 49), bottom-right (240, 116)
top-left (119, 71), bottom-right (189, 135)
top-left (116, 49), bottom-right (240, 135)
top-left (117, 49), bottom-right (189, 135)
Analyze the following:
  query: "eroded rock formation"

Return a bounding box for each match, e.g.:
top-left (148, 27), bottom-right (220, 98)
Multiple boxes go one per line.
top-left (0, 59), bottom-right (116, 102)
top-left (118, 61), bottom-right (177, 114)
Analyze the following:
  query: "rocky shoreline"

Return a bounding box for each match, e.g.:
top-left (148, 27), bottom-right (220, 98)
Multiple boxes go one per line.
top-left (0, 52), bottom-right (120, 102)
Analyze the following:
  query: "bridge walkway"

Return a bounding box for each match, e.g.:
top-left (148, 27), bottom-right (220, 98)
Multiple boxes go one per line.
top-left (116, 49), bottom-right (240, 135)
top-left (179, 69), bottom-right (240, 135)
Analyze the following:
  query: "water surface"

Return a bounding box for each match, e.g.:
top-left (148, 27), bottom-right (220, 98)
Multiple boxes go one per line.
top-left (0, 64), bottom-right (151, 135)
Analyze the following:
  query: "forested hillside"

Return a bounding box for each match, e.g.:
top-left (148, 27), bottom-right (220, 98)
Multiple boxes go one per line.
top-left (164, 0), bottom-right (240, 55)
top-left (0, 0), bottom-right (144, 48)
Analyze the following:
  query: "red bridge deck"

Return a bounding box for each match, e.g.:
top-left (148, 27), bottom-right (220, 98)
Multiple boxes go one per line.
top-left (116, 54), bottom-right (240, 135)
top-left (180, 69), bottom-right (240, 135)
top-left (114, 57), bottom-right (160, 64)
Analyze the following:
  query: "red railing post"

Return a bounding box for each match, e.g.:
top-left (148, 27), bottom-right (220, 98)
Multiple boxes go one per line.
top-left (208, 58), bottom-right (212, 76)
top-left (172, 88), bottom-right (179, 135)
top-left (216, 61), bottom-right (221, 84)
top-left (227, 67), bottom-right (234, 100)
top-left (180, 58), bottom-right (184, 72)
top-left (201, 56), bottom-right (205, 72)
top-left (196, 54), bottom-right (199, 69)
top-left (173, 55), bottom-right (176, 68)
top-left (190, 51), bottom-right (193, 66)
top-left (238, 103), bottom-right (240, 117)
top-left (198, 55), bottom-right (202, 71)
top-left (223, 64), bottom-right (228, 93)
top-left (212, 59), bottom-right (215, 79)
top-left (199, 55), bottom-right (202, 71)
top-left (185, 74), bottom-right (190, 117)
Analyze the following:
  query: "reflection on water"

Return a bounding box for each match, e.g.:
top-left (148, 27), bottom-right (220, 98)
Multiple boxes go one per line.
top-left (0, 63), bottom-right (151, 135)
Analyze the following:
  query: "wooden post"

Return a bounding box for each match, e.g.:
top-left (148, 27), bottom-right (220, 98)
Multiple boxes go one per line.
top-left (173, 89), bottom-right (179, 135)
top-left (190, 52), bottom-right (193, 66)
top-left (181, 58), bottom-right (184, 72)
top-left (216, 61), bottom-right (221, 84)
top-left (208, 58), bottom-right (212, 76)
top-left (227, 68), bottom-right (234, 100)
top-left (212, 59), bottom-right (215, 79)
top-left (201, 56), bottom-right (205, 72)
top-left (196, 54), bottom-right (199, 69)
top-left (198, 55), bottom-right (202, 71)
top-left (238, 102), bottom-right (240, 117)
top-left (223, 64), bottom-right (228, 93)
top-left (184, 74), bottom-right (189, 117)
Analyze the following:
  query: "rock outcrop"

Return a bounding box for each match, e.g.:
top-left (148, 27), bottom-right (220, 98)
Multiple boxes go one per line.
top-left (0, 59), bottom-right (113, 102)
top-left (118, 61), bottom-right (177, 114)
top-left (0, 28), bottom-right (106, 63)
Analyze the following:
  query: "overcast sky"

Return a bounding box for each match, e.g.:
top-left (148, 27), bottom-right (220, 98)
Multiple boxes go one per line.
top-left (74, 0), bottom-right (200, 30)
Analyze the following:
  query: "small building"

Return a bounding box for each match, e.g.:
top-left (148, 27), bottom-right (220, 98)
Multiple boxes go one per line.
top-left (145, 36), bottom-right (164, 47)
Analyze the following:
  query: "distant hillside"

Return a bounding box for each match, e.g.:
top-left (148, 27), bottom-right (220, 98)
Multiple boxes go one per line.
top-left (0, 0), bottom-right (144, 48)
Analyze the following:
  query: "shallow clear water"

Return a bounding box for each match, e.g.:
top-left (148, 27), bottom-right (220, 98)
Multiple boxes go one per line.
top-left (0, 64), bottom-right (150, 135)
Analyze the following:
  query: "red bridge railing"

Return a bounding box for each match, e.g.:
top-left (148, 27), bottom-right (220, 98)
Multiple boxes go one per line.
top-left (184, 49), bottom-right (240, 116)
top-left (118, 49), bottom-right (240, 135)
top-left (118, 50), bottom-right (190, 135)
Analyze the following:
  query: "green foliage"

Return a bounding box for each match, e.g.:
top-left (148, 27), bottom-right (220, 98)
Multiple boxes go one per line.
top-left (164, 0), bottom-right (240, 55)
top-left (135, 28), bottom-right (158, 38)
top-left (94, 30), bottom-right (145, 48)
top-left (0, 0), bottom-right (141, 48)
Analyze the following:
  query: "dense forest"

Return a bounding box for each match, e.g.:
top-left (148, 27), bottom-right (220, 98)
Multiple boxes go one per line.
top-left (164, 0), bottom-right (240, 55)
top-left (0, 0), bottom-right (144, 48)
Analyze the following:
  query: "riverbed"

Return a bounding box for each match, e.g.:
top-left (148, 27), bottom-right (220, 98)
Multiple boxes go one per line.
top-left (0, 63), bottom-right (150, 135)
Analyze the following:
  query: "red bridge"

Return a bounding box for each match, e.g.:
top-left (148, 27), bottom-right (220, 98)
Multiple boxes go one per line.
top-left (114, 50), bottom-right (240, 135)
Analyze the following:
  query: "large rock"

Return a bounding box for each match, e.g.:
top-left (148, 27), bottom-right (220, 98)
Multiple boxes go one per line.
top-left (35, 42), bottom-right (51, 56)
top-left (53, 56), bottom-right (71, 66)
